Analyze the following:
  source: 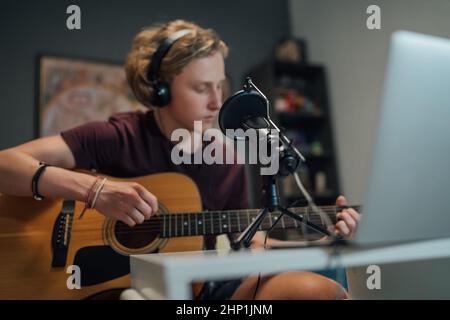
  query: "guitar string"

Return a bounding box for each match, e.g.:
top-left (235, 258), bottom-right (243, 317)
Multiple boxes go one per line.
top-left (83, 211), bottom-right (343, 236)
top-left (111, 218), bottom-right (336, 234)
top-left (107, 206), bottom-right (360, 235)
top-left (111, 208), bottom-right (348, 230)
top-left (111, 206), bottom-right (359, 231)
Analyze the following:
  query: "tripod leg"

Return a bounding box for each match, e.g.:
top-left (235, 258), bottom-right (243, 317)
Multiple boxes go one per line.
top-left (279, 207), bottom-right (331, 237)
top-left (232, 207), bottom-right (269, 250)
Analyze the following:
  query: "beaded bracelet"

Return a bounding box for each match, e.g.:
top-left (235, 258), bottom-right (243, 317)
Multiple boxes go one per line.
top-left (90, 178), bottom-right (107, 210)
top-left (79, 176), bottom-right (102, 219)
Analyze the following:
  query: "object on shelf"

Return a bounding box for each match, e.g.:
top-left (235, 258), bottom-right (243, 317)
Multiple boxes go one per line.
top-left (274, 88), bottom-right (321, 115)
top-left (274, 37), bottom-right (308, 64)
top-left (315, 171), bottom-right (327, 194)
top-left (297, 165), bottom-right (311, 191)
top-left (310, 141), bottom-right (324, 156)
top-left (274, 96), bottom-right (289, 112)
top-left (282, 174), bottom-right (295, 197)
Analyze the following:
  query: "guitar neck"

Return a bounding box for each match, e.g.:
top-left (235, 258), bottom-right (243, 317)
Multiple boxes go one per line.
top-left (158, 205), bottom-right (361, 238)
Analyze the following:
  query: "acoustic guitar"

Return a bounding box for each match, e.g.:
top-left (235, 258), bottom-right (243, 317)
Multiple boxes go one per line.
top-left (0, 172), bottom-right (358, 299)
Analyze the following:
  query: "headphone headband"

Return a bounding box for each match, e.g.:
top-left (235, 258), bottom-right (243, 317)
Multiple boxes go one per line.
top-left (147, 28), bottom-right (194, 84)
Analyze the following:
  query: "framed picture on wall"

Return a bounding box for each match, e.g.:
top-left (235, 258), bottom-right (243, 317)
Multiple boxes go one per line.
top-left (36, 54), bottom-right (145, 137)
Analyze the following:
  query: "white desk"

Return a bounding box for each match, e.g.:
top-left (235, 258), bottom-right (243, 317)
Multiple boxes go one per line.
top-left (129, 238), bottom-right (450, 299)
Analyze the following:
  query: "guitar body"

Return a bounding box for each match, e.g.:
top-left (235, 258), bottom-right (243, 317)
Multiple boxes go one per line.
top-left (0, 172), bottom-right (204, 299)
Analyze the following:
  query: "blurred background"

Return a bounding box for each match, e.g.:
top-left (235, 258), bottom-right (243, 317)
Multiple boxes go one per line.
top-left (1, 0), bottom-right (450, 217)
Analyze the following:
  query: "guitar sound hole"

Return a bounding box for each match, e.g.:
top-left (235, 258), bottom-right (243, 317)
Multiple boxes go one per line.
top-left (113, 219), bottom-right (160, 249)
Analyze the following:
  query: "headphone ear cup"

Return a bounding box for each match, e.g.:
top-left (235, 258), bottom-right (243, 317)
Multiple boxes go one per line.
top-left (151, 82), bottom-right (171, 107)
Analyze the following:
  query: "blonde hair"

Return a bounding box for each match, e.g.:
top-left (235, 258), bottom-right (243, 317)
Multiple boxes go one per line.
top-left (125, 19), bottom-right (229, 108)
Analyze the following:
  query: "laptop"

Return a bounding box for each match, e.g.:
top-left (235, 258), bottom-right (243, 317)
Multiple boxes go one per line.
top-left (353, 30), bottom-right (450, 246)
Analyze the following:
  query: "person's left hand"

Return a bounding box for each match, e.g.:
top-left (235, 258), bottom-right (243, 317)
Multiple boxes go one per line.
top-left (332, 195), bottom-right (361, 238)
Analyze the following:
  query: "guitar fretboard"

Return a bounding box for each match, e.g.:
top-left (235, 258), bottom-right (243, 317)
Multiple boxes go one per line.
top-left (158, 206), bottom-right (361, 238)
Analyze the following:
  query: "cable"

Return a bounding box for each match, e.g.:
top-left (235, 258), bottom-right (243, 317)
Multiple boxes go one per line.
top-left (252, 273), bottom-right (262, 300)
top-left (287, 198), bottom-right (310, 241)
top-left (251, 211), bottom-right (285, 300)
top-left (292, 171), bottom-right (337, 239)
top-left (293, 170), bottom-right (349, 299)
top-left (324, 242), bottom-right (347, 300)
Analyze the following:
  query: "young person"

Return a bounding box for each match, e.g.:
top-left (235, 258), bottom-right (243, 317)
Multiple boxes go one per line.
top-left (0, 19), bottom-right (360, 299)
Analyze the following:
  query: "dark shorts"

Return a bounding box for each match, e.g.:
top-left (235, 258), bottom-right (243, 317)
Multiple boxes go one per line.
top-left (197, 279), bottom-right (242, 300)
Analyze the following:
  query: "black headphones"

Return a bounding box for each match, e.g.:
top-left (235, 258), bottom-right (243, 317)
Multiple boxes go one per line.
top-left (147, 28), bottom-right (194, 107)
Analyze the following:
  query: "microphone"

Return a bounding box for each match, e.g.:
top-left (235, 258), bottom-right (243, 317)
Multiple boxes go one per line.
top-left (218, 77), bottom-right (306, 162)
top-left (218, 85), bottom-right (269, 140)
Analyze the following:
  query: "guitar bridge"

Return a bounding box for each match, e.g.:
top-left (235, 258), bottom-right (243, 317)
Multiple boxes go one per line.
top-left (51, 200), bottom-right (75, 267)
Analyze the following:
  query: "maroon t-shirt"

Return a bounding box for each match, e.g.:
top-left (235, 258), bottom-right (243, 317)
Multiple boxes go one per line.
top-left (60, 110), bottom-right (248, 249)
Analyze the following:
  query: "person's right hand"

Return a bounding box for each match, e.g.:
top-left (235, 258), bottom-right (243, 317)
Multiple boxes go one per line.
top-left (94, 180), bottom-right (158, 227)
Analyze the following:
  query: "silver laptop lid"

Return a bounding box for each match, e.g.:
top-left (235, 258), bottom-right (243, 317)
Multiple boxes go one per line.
top-left (355, 31), bottom-right (450, 245)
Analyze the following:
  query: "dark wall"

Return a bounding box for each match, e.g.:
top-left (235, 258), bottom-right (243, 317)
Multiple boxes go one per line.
top-left (0, 0), bottom-right (290, 149)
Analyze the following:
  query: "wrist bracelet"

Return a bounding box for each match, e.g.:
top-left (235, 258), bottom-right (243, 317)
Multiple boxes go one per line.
top-left (79, 176), bottom-right (101, 219)
top-left (31, 162), bottom-right (50, 201)
top-left (91, 178), bottom-right (107, 209)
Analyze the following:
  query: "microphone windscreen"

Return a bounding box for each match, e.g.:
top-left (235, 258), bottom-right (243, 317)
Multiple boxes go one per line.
top-left (218, 89), bottom-right (267, 138)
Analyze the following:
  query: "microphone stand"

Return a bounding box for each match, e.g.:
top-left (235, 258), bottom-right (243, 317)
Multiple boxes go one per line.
top-left (231, 171), bottom-right (331, 250)
top-left (231, 78), bottom-right (331, 250)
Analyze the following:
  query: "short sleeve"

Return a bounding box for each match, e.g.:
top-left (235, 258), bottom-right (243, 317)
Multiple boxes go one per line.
top-left (224, 164), bottom-right (249, 211)
top-left (60, 119), bottom-right (121, 171)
